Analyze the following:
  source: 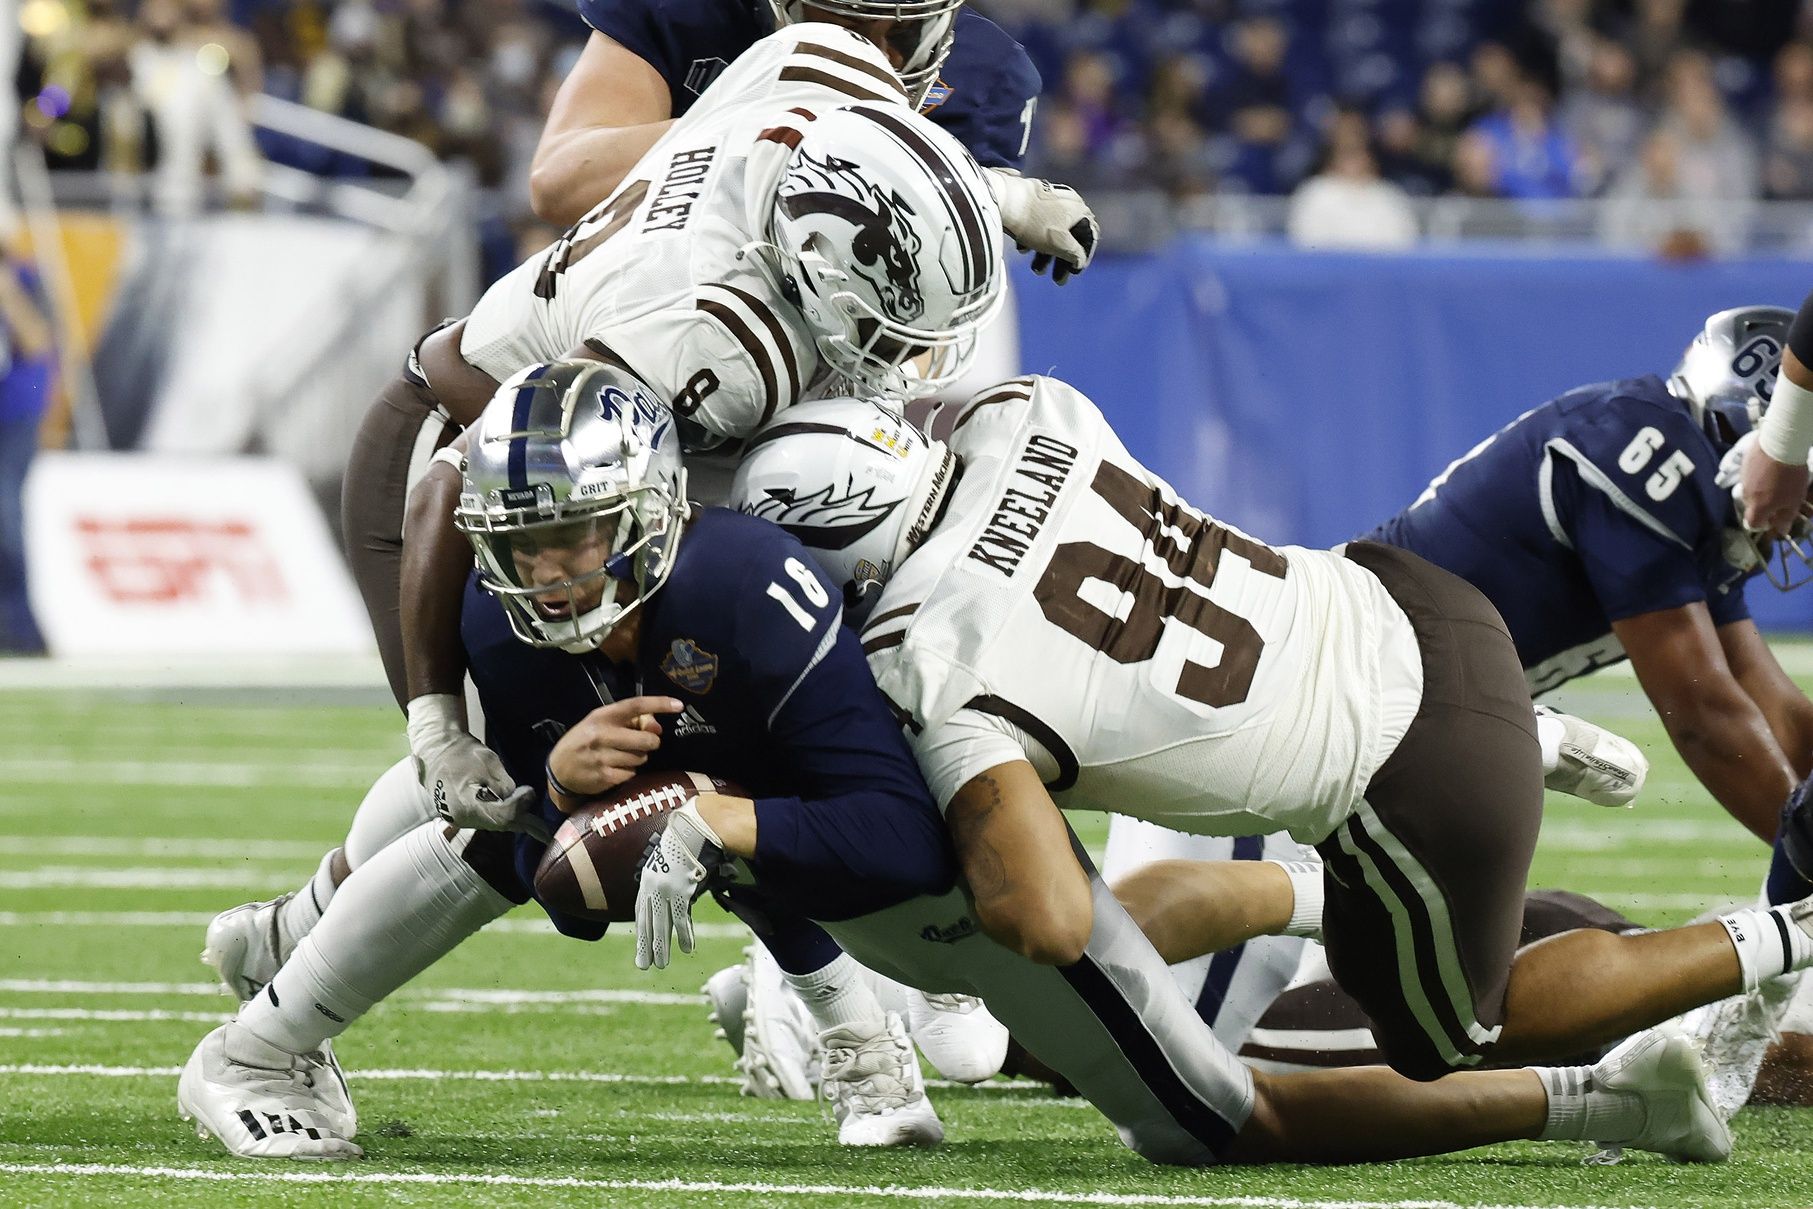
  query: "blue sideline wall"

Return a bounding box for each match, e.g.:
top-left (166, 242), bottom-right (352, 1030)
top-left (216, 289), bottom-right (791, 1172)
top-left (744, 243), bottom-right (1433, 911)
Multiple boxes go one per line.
top-left (1012, 242), bottom-right (1813, 631)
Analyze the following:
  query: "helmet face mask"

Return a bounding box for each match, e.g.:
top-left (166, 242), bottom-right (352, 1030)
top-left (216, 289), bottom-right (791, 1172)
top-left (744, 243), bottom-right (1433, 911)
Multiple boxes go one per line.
top-left (768, 1), bottom-right (961, 107)
top-left (768, 104), bottom-right (1004, 399)
top-left (456, 362), bottom-right (688, 652)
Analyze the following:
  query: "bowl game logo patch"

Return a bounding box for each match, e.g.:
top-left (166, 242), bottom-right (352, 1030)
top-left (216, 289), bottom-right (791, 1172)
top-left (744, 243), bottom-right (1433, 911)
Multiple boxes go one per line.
top-left (661, 638), bottom-right (719, 694)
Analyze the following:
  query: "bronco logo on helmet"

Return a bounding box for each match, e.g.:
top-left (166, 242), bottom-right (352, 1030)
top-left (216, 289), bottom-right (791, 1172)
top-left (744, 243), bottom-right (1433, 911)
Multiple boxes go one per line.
top-left (780, 149), bottom-right (926, 321)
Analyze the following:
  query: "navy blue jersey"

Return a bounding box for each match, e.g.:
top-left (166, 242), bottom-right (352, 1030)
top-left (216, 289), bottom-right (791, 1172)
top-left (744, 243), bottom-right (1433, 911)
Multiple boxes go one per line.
top-left (576, 0), bottom-right (1040, 168)
top-left (463, 506), bottom-right (956, 936)
top-left (1361, 375), bottom-right (1753, 694)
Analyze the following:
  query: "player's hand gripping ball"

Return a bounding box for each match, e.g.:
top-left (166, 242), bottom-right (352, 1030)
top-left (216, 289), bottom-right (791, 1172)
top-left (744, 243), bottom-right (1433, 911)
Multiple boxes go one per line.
top-left (533, 770), bottom-right (742, 924)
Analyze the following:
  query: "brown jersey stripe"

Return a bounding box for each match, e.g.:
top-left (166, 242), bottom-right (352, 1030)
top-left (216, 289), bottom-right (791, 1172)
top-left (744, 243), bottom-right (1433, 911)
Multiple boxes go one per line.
top-left (850, 105), bottom-right (990, 297)
top-left (951, 379), bottom-right (1036, 434)
top-left (778, 65), bottom-right (897, 103)
top-left (758, 124), bottom-right (806, 150)
top-left (862, 601), bottom-right (923, 632)
top-left (963, 693), bottom-right (1079, 791)
top-left (697, 294), bottom-right (780, 426)
top-left (793, 43), bottom-right (908, 98)
top-left (718, 284), bottom-right (800, 406)
top-left (861, 630), bottom-right (907, 655)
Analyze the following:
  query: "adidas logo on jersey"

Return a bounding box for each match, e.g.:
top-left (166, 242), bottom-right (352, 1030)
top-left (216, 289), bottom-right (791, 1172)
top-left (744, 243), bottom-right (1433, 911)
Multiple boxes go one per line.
top-left (671, 704), bottom-right (716, 738)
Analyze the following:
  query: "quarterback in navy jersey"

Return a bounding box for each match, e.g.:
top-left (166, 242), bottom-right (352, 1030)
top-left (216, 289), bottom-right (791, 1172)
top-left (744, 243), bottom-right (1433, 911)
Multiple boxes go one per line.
top-left (1362, 307), bottom-right (1813, 850)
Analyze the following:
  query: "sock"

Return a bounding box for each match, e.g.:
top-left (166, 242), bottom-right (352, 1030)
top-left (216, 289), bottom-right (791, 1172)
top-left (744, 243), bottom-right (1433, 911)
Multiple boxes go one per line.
top-left (1271, 859), bottom-right (1324, 939)
top-left (343, 757), bottom-right (438, 870)
top-left (274, 850), bottom-right (340, 955)
top-left (1535, 711), bottom-right (1564, 776)
top-left (1768, 790), bottom-right (1813, 906)
top-left (237, 821), bottom-right (511, 1056)
top-left (1717, 902), bottom-right (1813, 993)
top-left (1767, 844), bottom-right (1813, 908)
top-left (783, 952), bottom-right (889, 1033)
top-left (860, 968), bottom-right (912, 1018)
top-left (1533, 1065), bottom-right (1644, 1142)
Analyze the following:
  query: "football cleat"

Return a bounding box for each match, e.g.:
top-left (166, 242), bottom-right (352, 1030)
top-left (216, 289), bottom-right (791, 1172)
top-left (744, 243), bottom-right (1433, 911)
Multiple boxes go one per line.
top-left (1675, 973), bottom-right (1800, 1120)
top-left (821, 1012), bottom-right (944, 1148)
top-left (201, 894), bottom-right (295, 1002)
top-left (737, 944), bottom-right (819, 1101)
top-left (905, 989), bottom-right (1009, 1084)
top-left (177, 1023), bottom-right (361, 1160)
top-left (1537, 705), bottom-right (1649, 808)
top-left (704, 963), bottom-right (749, 1059)
top-left (1592, 1028), bottom-right (1731, 1163)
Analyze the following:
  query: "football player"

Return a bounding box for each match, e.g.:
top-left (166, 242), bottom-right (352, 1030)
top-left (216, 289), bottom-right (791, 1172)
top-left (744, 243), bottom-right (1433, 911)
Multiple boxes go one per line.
top-left (530, 0), bottom-right (1097, 279)
top-left (180, 360), bottom-right (958, 1156)
top-left (183, 363), bottom-right (1719, 1169)
top-left (331, 22), bottom-right (1005, 855)
top-left (728, 379), bottom-right (1813, 1158)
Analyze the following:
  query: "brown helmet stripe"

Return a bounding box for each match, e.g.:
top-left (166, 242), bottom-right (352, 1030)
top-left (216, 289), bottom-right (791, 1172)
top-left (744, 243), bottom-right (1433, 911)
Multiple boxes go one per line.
top-left (848, 103), bottom-right (989, 298)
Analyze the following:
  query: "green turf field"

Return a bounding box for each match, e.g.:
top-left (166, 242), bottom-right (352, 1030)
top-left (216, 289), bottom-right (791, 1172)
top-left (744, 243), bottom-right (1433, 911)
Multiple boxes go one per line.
top-left (0, 667), bottom-right (1806, 1208)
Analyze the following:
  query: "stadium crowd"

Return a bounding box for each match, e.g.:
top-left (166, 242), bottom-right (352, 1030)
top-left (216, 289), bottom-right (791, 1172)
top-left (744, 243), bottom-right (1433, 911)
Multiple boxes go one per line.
top-left (11, 0), bottom-right (1813, 244)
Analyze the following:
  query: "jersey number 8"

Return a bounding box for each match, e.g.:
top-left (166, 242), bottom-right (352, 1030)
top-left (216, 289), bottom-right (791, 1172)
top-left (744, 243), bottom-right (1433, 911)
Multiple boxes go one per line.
top-left (1033, 461), bottom-right (1288, 709)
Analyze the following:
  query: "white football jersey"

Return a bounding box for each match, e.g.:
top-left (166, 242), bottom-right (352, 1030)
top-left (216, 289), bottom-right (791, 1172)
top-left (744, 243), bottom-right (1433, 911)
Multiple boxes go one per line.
top-left (461, 24), bottom-right (913, 442)
top-left (865, 376), bottom-right (1425, 845)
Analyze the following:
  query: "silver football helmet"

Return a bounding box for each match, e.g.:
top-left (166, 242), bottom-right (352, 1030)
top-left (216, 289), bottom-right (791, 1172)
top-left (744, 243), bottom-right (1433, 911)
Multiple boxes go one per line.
top-left (769, 1), bottom-right (963, 108)
top-left (1673, 306), bottom-right (1813, 590)
top-left (767, 102), bottom-right (1004, 399)
top-left (730, 397), bottom-right (956, 623)
top-left (455, 359), bottom-right (687, 651)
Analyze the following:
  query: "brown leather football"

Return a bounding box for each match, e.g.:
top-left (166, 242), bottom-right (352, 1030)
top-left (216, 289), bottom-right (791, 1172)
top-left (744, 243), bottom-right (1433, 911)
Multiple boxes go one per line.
top-left (533, 770), bottom-right (743, 922)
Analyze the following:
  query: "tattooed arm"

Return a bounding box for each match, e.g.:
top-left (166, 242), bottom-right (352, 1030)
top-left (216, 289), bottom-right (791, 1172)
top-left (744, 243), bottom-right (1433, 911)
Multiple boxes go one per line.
top-left (945, 761), bottom-right (1093, 965)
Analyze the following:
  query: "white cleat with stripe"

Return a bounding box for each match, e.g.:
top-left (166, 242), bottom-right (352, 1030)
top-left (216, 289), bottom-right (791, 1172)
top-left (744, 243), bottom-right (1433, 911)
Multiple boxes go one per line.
top-left (1594, 1028), bottom-right (1731, 1164)
top-left (200, 894), bottom-right (293, 1002)
top-left (177, 1023), bottom-right (361, 1160)
top-left (737, 945), bottom-right (820, 1101)
top-left (1536, 705), bottom-right (1649, 808)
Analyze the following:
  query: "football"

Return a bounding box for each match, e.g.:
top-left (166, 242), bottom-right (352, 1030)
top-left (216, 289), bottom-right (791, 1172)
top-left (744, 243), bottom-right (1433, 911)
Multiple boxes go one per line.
top-left (533, 770), bottom-right (744, 922)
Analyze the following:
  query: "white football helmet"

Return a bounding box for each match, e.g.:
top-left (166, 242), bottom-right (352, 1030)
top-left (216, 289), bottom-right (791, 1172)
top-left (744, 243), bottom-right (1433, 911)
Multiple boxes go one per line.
top-left (456, 359), bottom-right (687, 652)
top-left (767, 102), bottom-right (1004, 399)
top-left (769, 1), bottom-right (963, 108)
top-left (730, 398), bottom-right (956, 623)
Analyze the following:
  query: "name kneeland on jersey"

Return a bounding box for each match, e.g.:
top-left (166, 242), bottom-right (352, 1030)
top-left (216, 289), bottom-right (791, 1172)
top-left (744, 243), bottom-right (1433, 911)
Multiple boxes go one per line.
top-left (867, 376), bottom-right (1426, 846)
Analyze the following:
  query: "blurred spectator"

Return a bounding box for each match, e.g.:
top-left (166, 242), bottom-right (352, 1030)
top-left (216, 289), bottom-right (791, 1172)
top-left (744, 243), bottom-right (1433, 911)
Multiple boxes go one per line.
top-left (1466, 76), bottom-right (1580, 199)
top-left (1056, 51), bottom-right (1128, 160)
top-left (1620, 0), bottom-right (1691, 98)
top-left (0, 239), bottom-right (52, 655)
top-left (129, 0), bottom-right (263, 214)
top-left (1130, 109), bottom-right (1217, 199)
top-left (1395, 62), bottom-right (1477, 194)
top-left (1216, 16), bottom-right (1294, 192)
top-left (1560, 37), bottom-right (1645, 195)
top-left (1469, 42), bottom-right (1524, 113)
top-left (1776, 41), bottom-right (1813, 107)
top-left (1288, 123), bottom-right (1418, 250)
top-left (1657, 50), bottom-right (1758, 204)
top-left (1766, 95), bottom-right (1813, 200)
top-left (1600, 128), bottom-right (1735, 255)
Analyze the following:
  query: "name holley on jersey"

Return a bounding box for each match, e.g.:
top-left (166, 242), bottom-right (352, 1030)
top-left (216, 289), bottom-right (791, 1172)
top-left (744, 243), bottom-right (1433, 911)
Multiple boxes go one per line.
top-left (645, 146), bottom-right (717, 233)
top-left (966, 431), bottom-right (1080, 576)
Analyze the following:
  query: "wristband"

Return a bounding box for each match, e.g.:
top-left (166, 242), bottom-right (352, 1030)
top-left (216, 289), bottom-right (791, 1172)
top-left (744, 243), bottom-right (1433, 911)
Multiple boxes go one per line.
top-left (545, 758), bottom-right (580, 802)
top-left (1758, 376), bottom-right (1813, 467)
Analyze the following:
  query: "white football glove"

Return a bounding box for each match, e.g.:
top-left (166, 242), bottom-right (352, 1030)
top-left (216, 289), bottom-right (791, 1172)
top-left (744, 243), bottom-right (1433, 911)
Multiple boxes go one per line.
top-left (635, 802), bottom-right (724, 970)
top-left (406, 694), bottom-right (547, 841)
top-left (986, 166), bottom-right (1100, 284)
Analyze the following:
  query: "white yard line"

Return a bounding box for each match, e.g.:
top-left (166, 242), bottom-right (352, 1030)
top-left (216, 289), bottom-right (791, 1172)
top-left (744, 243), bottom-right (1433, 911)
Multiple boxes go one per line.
top-left (0, 1163), bottom-right (1664, 1209)
top-left (0, 759), bottom-right (378, 789)
top-left (1535, 818), bottom-right (1751, 850)
top-left (0, 837), bottom-right (330, 860)
top-left (0, 1064), bottom-right (1068, 1099)
top-left (0, 868), bottom-right (306, 890)
top-left (0, 979), bottom-right (707, 1006)
top-left (0, 1007), bottom-right (229, 1024)
top-left (0, 911), bottom-right (748, 941)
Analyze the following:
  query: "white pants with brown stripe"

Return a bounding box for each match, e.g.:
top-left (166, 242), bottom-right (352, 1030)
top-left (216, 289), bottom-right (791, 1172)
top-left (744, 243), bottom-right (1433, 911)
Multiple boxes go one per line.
top-left (823, 876), bottom-right (1257, 1165)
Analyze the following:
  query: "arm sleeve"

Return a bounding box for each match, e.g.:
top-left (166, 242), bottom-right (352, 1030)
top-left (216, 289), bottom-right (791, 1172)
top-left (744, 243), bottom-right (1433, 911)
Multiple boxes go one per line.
top-left (913, 706), bottom-right (1060, 811)
top-left (931, 13), bottom-right (1042, 169)
top-left (575, 0), bottom-right (681, 89)
top-left (730, 542), bottom-right (957, 920)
